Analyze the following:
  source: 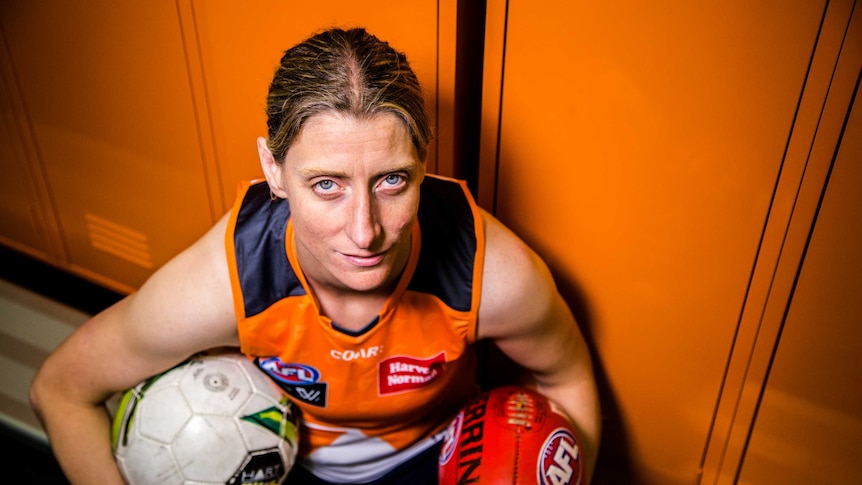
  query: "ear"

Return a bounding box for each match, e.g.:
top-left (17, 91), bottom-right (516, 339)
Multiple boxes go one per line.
top-left (257, 137), bottom-right (288, 198)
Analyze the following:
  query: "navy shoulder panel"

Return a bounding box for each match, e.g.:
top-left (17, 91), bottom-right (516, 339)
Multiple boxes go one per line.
top-left (233, 182), bottom-right (305, 318)
top-left (409, 177), bottom-right (477, 312)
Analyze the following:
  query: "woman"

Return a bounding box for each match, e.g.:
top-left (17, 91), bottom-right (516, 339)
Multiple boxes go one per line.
top-left (30, 27), bottom-right (600, 484)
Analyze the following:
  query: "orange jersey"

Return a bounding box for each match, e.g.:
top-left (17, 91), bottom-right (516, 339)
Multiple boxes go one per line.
top-left (225, 175), bottom-right (485, 482)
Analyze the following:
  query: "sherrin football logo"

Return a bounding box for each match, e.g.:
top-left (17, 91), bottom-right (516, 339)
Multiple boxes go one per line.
top-left (538, 428), bottom-right (582, 485)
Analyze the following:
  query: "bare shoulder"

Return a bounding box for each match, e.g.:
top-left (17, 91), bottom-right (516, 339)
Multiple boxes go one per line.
top-left (32, 214), bottom-right (238, 403)
top-left (477, 209), bottom-right (559, 340)
top-left (126, 212), bottom-right (237, 354)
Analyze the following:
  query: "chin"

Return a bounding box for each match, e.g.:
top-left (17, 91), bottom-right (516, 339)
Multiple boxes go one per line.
top-left (338, 268), bottom-right (395, 293)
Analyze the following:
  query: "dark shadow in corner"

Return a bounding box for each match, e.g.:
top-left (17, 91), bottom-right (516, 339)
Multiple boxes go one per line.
top-left (553, 270), bottom-right (639, 485)
top-left (0, 421), bottom-right (71, 485)
top-left (0, 245), bottom-right (124, 315)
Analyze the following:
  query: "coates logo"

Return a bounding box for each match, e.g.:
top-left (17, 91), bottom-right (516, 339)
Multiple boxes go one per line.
top-left (438, 411), bottom-right (463, 466)
top-left (330, 345), bottom-right (383, 361)
top-left (378, 352), bottom-right (446, 395)
top-left (257, 357), bottom-right (320, 385)
top-left (538, 428), bottom-right (582, 485)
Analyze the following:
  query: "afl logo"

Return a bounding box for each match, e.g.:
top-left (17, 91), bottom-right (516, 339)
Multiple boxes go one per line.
top-left (438, 410), bottom-right (463, 466)
top-left (538, 428), bottom-right (582, 485)
top-left (258, 358), bottom-right (320, 385)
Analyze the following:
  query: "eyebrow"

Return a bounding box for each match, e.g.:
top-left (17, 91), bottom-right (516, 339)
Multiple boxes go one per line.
top-left (296, 167), bottom-right (348, 179)
top-left (297, 164), bottom-right (419, 180)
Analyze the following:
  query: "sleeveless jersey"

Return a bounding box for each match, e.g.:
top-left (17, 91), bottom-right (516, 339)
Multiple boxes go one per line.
top-left (224, 174), bottom-right (485, 482)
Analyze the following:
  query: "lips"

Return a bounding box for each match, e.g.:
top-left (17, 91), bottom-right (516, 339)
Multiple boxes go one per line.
top-left (342, 252), bottom-right (386, 267)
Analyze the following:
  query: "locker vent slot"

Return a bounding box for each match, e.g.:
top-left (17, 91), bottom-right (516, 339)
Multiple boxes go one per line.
top-left (84, 213), bottom-right (154, 269)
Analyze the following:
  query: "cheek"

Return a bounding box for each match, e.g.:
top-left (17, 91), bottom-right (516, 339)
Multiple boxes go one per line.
top-left (291, 202), bottom-right (340, 240)
top-left (382, 198), bottom-right (420, 235)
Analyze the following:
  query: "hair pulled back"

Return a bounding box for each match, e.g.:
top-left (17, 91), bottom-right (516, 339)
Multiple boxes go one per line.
top-left (264, 27), bottom-right (432, 162)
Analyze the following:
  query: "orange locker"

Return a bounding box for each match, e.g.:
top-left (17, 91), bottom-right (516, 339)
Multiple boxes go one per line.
top-left (1, 1), bottom-right (213, 292)
top-left (0, 36), bottom-right (59, 261)
top-left (0, 0), bottom-right (457, 292)
top-left (479, 0), bottom-right (860, 483)
top-left (737, 78), bottom-right (862, 485)
top-left (184, 0), bottom-right (457, 213)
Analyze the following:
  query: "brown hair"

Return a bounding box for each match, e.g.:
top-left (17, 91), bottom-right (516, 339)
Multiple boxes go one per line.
top-left (264, 27), bottom-right (432, 162)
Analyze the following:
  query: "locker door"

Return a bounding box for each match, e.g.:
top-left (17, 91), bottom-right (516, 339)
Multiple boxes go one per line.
top-left (0, 1), bottom-right (213, 292)
top-left (184, 0), bottom-right (457, 214)
top-left (0, 32), bottom-right (59, 260)
top-left (737, 65), bottom-right (862, 485)
top-left (479, 1), bottom-right (838, 483)
top-left (0, 1), bottom-right (457, 292)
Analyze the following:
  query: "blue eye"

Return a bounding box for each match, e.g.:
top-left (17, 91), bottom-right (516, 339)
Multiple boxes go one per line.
top-left (316, 180), bottom-right (335, 191)
top-left (383, 174), bottom-right (403, 186)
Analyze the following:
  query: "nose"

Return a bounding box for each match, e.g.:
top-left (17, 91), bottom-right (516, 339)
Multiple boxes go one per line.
top-left (346, 190), bottom-right (381, 250)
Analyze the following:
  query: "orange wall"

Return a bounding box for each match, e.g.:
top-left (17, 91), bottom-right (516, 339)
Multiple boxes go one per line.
top-left (480, 1), bottom-right (861, 484)
top-left (738, 86), bottom-right (862, 485)
top-left (0, 0), bottom-right (457, 292)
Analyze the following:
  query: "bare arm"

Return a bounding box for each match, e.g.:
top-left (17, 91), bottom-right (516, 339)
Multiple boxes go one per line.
top-left (29, 214), bottom-right (239, 485)
top-left (476, 209), bottom-right (601, 483)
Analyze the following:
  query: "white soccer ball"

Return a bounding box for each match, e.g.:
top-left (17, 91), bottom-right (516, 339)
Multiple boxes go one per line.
top-left (111, 351), bottom-right (300, 485)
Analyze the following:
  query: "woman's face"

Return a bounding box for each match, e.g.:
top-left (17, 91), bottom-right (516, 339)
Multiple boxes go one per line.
top-left (261, 112), bottom-right (425, 295)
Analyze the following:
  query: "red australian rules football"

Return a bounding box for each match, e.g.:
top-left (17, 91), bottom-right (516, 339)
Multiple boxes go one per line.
top-left (438, 386), bottom-right (582, 485)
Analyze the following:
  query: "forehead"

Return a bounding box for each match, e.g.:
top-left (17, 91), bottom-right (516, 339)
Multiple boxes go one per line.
top-left (286, 112), bottom-right (416, 163)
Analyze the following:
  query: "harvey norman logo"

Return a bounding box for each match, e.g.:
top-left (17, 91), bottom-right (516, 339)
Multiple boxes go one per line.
top-left (379, 352), bottom-right (446, 395)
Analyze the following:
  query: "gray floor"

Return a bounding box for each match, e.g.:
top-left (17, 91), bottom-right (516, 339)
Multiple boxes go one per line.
top-left (0, 277), bottom-right (90, 484)
top-left (0, 278), bottom-right (88, 445)
top-left (0, 245), bottom-right (123, 484)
